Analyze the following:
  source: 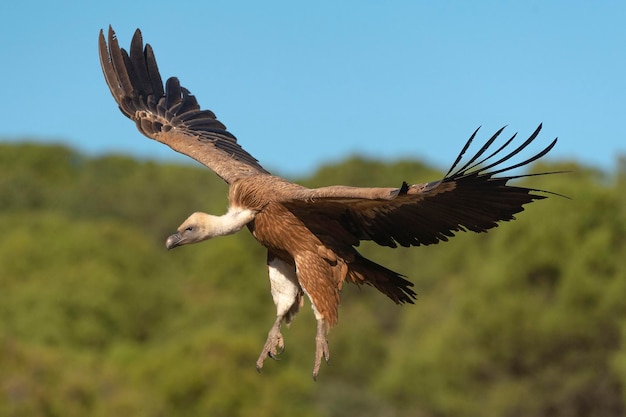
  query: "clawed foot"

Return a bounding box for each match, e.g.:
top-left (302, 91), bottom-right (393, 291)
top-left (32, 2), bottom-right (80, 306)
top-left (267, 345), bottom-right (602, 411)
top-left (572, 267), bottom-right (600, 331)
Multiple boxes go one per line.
top-left (312, 325), bottom-right (330, 381)
top-left (255, 317), bottom-right (331, 379)
top-left (256, 320), bottom-right (284, 372)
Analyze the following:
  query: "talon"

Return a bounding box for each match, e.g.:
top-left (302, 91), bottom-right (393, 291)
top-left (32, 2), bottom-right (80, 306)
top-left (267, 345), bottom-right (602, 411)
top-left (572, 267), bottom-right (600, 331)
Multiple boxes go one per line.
top-left (256, 318), bottom-right (285, 372)
top-left (268, 342), bottom-right (285, 360)
top-left (268, 351), bottom-right (281, 361)
top-left (312, 321), bottom-right (330, 380)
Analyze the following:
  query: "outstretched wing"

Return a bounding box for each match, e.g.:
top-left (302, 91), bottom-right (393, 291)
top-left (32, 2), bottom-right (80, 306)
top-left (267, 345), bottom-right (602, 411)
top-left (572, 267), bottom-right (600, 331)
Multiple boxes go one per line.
top-left (99, 26), bottom-right (269, 183)
top-left (283, 125), bottom-right (560, 248)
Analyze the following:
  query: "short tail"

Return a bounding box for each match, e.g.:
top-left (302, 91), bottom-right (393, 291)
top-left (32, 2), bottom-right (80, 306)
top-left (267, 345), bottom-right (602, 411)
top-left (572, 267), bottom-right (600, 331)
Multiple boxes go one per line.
top-left (348, 256), bottom-right (416, 304)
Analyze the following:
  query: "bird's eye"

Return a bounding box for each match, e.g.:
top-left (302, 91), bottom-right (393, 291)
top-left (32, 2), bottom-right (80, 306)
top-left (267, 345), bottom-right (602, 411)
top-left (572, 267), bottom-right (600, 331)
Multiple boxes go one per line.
top-left (185, 226), bottom-right (194, 232)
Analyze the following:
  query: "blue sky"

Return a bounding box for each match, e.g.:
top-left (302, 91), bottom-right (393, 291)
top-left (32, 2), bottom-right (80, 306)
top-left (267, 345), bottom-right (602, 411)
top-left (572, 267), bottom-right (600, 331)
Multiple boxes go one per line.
top-left (1, 1), bottom-right (624, 177)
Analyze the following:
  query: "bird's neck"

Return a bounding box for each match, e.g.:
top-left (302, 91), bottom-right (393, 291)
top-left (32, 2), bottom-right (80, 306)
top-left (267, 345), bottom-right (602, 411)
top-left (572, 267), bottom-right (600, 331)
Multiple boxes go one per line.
top-left (206, 207), bottom-right (256, 238)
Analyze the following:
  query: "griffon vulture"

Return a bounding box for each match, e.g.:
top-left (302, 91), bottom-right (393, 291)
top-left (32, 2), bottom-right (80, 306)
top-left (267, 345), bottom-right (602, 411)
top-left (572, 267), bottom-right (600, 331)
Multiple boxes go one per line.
top-left (99, 26), bottom-right (559, 379)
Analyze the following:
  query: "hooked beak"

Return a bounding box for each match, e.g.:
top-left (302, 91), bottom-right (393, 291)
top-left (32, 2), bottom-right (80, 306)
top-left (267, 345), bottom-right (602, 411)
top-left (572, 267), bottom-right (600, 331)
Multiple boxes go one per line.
top-left (165, 233), bottom-right (182, 250)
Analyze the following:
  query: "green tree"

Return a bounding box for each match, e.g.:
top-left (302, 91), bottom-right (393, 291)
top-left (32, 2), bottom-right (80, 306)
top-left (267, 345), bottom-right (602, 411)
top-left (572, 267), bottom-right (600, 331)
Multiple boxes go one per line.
top-left (1, 141), bottom-right (624, 416)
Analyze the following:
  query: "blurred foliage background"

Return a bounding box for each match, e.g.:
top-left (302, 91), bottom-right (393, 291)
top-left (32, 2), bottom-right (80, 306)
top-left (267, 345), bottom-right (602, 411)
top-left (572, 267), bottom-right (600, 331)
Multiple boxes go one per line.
top-left (0, 141), bottom-right (625, 417)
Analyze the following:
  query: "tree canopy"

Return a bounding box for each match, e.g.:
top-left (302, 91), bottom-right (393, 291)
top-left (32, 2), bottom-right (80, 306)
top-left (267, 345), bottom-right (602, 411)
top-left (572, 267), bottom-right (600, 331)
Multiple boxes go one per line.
top-left (0, 141), bottom-right (624, 417)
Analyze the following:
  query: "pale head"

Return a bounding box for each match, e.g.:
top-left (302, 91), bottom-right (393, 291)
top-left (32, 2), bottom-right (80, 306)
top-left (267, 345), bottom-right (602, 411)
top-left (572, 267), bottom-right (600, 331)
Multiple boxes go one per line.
top-left (165, 208), bottom-right (256, 250)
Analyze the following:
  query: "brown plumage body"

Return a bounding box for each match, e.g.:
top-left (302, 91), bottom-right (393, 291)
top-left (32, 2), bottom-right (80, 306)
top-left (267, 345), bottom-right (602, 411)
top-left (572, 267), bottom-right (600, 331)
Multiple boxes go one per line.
top-left (234, 175), bottom-right (416, 325)
top-left (99, 26), bottom-right (561, 379)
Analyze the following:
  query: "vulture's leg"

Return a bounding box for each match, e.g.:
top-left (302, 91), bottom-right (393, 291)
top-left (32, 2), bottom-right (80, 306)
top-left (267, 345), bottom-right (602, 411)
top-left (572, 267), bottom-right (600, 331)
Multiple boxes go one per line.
top-left (312, 315), bottom-right (330, 381)
top-left (256, 254), bottom-right (302, 372)
top-left (292, 251), bottom-right (338, 379)
top-left (257, 315), bottom-right (284, 364)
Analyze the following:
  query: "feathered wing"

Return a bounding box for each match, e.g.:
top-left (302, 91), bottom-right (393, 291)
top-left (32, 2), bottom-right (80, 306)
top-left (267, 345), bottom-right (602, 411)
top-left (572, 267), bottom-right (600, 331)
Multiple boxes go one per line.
top-left (98, 26), bottom-right (269, 184)
top-left (283, 125), bottom-right (560, 248)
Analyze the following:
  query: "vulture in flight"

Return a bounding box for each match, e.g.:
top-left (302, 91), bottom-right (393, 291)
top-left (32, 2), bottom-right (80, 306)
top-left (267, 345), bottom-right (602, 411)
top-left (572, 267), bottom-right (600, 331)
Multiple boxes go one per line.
top-left (99, 26), bottom-right (559, 379)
